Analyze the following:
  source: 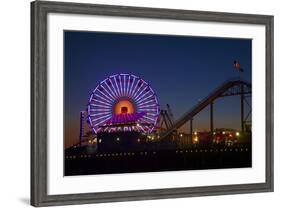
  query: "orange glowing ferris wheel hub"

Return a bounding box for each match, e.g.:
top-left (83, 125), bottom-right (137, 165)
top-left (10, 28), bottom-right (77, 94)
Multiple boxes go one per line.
top-left (114, 99), bottom-right (135, 114)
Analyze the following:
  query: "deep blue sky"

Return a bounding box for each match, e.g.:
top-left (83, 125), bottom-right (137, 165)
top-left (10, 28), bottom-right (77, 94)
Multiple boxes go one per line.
top-left (64, 31), bottom-right (251, 147)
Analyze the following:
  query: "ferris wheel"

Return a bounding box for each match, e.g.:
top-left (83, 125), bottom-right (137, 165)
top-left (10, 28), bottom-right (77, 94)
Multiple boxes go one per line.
top-left (87, 73), bottom-right (160, 133)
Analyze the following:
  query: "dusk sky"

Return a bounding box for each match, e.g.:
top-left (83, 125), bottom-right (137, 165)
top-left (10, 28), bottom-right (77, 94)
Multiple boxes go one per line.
top-left (64, 31), bottom-right (252, 148)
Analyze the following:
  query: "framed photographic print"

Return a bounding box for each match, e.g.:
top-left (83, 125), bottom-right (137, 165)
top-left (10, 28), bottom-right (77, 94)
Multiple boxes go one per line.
top-left (31, 0), bottom-right (274, 207)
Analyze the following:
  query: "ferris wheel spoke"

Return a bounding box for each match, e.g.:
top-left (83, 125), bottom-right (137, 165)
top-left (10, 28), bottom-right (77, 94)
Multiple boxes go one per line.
top-left (113, 76), bottom-right (122, 97)
top-left (89, 104), bottom-right (111, 109)
top-left (88, 117), bottom-right (93, 126)
top-left (134, 85), bottom-right (148, 100)
top-left (135, 89), bottom-right (152, 103)
top-left (100, 84), bottom-right (115, 100)
top-left (122, 74), bottom-right (127, 96)
top-left (124, 74), bottom-right (128, 96)
top-left (89, 94), bottom-right (94, 102)
top-left (120, 75), bottom-right (124, 96)
top-left (126, 75), bottom-right (131, 96)
top-left (90, 103), bottom-right (111, 109)
top-left (136, 94), bottom-right (154, 105)
top-left (146, 112), bottom-right (159, 117)
top-left (130, 79), bottom-right (140, 98)
top-left (90, 108), bottom-right (111, 112)
top-left (138, 99), bottom-right (156, 108)
top-left (108, 77), bottom-right (119, 98)
top-left (138, 100), bottom-right (156, 108)
top-left (139, 117), bottom-right (148, 124)
top-left (124, 75), bottom-right (129, 96)
top-left (143, 116), bottom-right (155, 124)
top-left (128, 76), bottom-right (136, 97)
top-left (104, 80), bottom-right (118, 99)
top-left (138, 125), bottom-right (145, 132)
top-left (93, 93), bottom-right (113, 105)
top-left (126, 74), bottom-right (133, 96)
top-left (133, 86), bottom-right (145, 100)
top-left (138, 119), bottom-right (153, 131)
top-left (119, 75), bottom-right (124, 96)
top-left (123, 74), bottom-right (128, 96)
top-left (138, 109), bottom-right (157, 113)
top-left (89, 111), bottom-right (110, 116)
top-left (138, 103), bottom-right (158, 109)
top-left (118, 75), bottom-right (124, 96)
top-left (142, 115), bottom-right (155, 121)
top-left (138, 101), bottom-right (158, 108)
top-left (92, 114), bottom-right (111, 122)
top-left (91, 99), bottom-right (112, 107)
top-left (97, 89), bottom-right (115, 103)
top-left (132, 82), bottom-right (144, 98)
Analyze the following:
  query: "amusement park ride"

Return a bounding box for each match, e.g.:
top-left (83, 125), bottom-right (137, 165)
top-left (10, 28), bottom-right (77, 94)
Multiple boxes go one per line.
top-left (76, 73), bottom-right (252, 153)
top-left (87, 73), bottom-right (159, 134)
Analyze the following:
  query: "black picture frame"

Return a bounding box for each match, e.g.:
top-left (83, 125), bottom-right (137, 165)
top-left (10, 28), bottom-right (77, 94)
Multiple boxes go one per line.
top-left (31, 0), bottom-right (274, 206)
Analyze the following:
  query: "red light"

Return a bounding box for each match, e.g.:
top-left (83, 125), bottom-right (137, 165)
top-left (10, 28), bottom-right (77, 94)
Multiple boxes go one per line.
top-left (121, 106), bottom-right (128, 114)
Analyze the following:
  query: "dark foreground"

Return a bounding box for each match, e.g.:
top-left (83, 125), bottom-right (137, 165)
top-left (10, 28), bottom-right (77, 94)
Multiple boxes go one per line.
top-left (65, 145), bottom-right (251, 176)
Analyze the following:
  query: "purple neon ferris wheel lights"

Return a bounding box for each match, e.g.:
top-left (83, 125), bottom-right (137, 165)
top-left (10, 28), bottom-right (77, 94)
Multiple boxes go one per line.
top-left (87, 73), bottom-right (160, 134)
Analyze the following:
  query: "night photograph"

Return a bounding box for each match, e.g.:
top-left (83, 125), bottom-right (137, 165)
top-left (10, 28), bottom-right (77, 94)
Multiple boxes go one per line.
top-left (64, 31), bottom-right (252, 176)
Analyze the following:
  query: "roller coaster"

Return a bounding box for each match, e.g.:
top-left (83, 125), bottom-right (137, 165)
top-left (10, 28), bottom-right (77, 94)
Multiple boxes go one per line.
top-left (160, 77), bottom-right (252, 140)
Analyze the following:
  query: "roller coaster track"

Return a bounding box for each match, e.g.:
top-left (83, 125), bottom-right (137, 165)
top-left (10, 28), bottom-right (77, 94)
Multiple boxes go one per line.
top-left (160, 78), bottom-right (252, 139)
